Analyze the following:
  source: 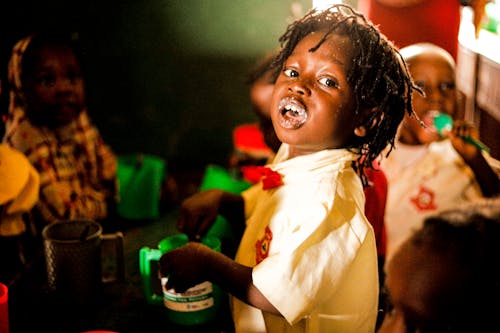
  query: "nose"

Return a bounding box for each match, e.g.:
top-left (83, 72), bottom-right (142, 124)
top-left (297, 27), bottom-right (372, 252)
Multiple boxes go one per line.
top-left (54, 78), bottom-right (74, 94)
top-left (288, 79), bottom-right (311, 96)
top-left (424, 86), bottom-right (445, 102)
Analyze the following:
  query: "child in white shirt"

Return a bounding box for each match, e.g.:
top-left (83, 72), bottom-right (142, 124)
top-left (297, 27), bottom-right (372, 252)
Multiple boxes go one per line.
top-left (160, 4), bottom-right (418, 333)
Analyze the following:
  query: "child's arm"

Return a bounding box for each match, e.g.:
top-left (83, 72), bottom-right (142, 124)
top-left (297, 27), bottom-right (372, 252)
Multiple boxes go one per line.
top-left (177, 189), bottom-right (245, 240)
top-left (448, 121), bottom-right (500, 197)
top-left (159, 242), bottom-right (280, 314)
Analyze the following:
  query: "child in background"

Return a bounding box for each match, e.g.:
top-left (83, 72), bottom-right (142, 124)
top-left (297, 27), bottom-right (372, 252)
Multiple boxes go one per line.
top-left (2, 32), bottom-right (118, 228)
top-left (380, 43), bottom-right (500, 260)
top-left (160, 4), bottom-right (417, 333)
top-left (226, 52), bottom-right (280, 182)
top-left (246, 52), bottom-right (282, 155)
top-left (378, 196), bottom-right (500, 333)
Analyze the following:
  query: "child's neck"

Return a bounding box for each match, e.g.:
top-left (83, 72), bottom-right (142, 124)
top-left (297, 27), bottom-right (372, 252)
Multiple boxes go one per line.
top-left (287, 144), bottom-right (341, 159)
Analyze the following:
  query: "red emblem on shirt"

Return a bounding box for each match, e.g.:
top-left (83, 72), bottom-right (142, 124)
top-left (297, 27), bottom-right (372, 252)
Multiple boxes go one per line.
top-left (410, 185), bottom-right (437, 211)
top-left (255, 226), bottom-right (273, 264)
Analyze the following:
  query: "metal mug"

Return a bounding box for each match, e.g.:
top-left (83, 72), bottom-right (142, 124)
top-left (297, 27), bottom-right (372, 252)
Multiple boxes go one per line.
top-left (42, 219), bottom-right (124, 305)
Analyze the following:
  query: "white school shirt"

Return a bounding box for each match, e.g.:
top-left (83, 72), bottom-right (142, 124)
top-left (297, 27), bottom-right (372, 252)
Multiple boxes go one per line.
top-left (231, 144), bottom-right (378, 333)
top-left (381, 139), bottom-right (490, 260)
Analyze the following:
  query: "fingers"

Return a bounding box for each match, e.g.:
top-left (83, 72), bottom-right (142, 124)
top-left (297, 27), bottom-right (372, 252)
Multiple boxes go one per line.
top-left (177, 202), bottom-right (218, 241)
top-left (159, 244), bottom-right (206, 293)
top-left (177, 213), bottom-right (207, 241)
top-left (452, 121), bottom-right (478, 139)
top-left (159, 252), bottom-right (171, 277)
top-left (164, 275), bottom-right (190, 293)
top-left (159, 252), bottom-right (188, 292)
top-left (176, 202), bottom-right (203, 238)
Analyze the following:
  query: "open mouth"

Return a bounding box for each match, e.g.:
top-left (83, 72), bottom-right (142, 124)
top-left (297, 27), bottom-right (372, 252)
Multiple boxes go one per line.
top-left (278, 97), bottom-right (308, 129)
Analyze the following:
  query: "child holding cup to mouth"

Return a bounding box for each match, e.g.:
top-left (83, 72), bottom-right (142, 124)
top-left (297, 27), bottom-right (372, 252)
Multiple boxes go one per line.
top-left (380, 42), bottom-right (500, 262)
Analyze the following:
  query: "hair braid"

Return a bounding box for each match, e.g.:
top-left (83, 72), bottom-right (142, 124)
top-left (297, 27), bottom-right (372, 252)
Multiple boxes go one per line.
top-left (270, 4), bottom-right (419, 185)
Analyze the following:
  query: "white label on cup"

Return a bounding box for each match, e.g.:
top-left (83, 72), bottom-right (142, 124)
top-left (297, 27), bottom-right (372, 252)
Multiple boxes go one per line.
top-left (161, 277), bottom-right (214, 312)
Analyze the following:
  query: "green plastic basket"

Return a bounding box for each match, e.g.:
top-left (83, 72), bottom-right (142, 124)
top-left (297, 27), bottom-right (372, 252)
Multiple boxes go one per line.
top-left (117, 154), bottom-right (166, 220)
top-left (199, 165), bottom-right (251, 240)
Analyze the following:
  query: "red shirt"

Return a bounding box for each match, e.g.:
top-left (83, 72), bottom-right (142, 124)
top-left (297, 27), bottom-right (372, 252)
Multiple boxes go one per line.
top-left (364, 164), bottom-right (388, 258)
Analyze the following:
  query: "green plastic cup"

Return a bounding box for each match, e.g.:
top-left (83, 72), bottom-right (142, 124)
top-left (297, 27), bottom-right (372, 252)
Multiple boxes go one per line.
top-left (139, 234), bottom-right (222, 326)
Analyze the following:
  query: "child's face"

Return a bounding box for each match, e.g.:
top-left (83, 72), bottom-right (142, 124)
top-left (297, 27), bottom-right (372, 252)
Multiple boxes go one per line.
top-left (378, 240), bottom-right (461, 333)
top-left (398, 54), bottom-right (457, 145)
top-left (23, 45), bottom-right (85, 129)
top-left (270, 32), bottom-right (359, 157)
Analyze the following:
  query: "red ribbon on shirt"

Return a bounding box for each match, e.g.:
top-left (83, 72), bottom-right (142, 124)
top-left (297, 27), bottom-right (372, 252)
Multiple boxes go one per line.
top-left (241, 166), bottom-right (283, 190)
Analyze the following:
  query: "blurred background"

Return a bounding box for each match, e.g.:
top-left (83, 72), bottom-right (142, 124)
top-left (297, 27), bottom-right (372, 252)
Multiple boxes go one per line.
top-left (1, 0), bottom-right (348, 174)
top-left (1, 0), bottom-right (498, 176)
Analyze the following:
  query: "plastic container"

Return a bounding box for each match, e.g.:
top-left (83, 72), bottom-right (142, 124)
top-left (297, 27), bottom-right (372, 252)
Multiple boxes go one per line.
top-left (199, 164), bottom-right (251, 240)
top-left (0, 283), bottom-right (9, 333)
top-left (116, 154), bottom-right (166, 220)
top-left (483, 2), bottom-right (500, 33)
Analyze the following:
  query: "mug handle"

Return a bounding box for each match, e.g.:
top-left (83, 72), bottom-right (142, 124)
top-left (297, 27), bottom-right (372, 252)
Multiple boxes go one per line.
top-left (139, 247), bottom-right (163, 305)
top-left (101, 232), bottom-right (125, 283)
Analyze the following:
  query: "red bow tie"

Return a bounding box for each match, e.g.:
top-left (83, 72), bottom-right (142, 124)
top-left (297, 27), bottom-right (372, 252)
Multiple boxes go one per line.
top-left (241, 166), bottom-right (283, 190)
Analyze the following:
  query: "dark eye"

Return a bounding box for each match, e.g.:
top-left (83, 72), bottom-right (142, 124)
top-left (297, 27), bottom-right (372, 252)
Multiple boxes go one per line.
top-left (414, 81), bottom-right (426, 91)
top-left (67, 70), bottom-right (82, 84)
top-left (439, 82), bottom-right (455, 94)
top-left (37, 74), bottom-right (55, 87)
top-left (283, 68), bottom-right (298, 78)
top-left (319, 77), bottom-right (339, 88)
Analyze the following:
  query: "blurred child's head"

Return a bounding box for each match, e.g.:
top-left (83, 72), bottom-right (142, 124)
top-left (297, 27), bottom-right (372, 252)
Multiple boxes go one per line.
top-left (269, 4), bottom-right (416, 178)
top-left (399, 43), bottom-right (458, 145)
top-left (247, 52), bottom-right (281, 153)
top-left (379, 197), bottom-right (500, 333)
top-left (9, 31), bottom-right (86, 129)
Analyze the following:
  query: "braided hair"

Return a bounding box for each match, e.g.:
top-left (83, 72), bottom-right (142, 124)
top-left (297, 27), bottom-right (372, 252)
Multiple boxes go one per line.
top-left (270, 4), bottom-right (419, 185)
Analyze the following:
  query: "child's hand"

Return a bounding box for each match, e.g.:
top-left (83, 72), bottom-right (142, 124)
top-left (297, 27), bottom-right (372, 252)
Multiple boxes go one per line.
top-left (159, 242), bottom-right (212, 293)
top-left (447, 120), bottom-right (481, 162)
top-left (177, 189), bottom-right (224, 240)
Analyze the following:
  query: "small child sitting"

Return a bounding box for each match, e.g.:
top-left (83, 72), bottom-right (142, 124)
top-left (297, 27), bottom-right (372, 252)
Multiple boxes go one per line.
top-left (2, 32), bottom-right (118, 228)
top-left (160, 4), bottom-right (417, 332)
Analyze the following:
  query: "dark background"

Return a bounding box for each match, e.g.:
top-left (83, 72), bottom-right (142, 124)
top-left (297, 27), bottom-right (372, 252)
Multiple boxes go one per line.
top-left (0, 0), bottom-right (312, 173)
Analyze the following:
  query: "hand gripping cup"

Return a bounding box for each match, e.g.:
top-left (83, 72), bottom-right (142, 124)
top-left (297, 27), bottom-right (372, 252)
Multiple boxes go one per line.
top-left (139, 234), bottom-right (222, 326)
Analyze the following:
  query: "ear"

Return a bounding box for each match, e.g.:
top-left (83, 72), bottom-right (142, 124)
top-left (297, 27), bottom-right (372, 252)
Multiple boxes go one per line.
top-left (354, 125), bottom-right (368, 137)
top-left (354, 108), bottom-right (380, 137)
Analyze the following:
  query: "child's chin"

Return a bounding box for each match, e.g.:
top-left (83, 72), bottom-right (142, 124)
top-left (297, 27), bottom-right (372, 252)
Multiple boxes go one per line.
top-left (418, 131), bottom-right (441, 145)
top-left (37, 111), bottom-right (81, 129)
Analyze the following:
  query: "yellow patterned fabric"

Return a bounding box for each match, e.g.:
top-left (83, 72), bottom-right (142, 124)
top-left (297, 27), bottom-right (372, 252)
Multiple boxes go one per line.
top-left (2, 35), bottom-right (117, 225)
top-left (0, 144), bottom-right (40, 236)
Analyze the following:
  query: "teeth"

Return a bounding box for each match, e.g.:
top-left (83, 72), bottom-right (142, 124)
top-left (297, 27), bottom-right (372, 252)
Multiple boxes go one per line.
top-left (279, 98), bottom-right (305, 116)
top-left (285, 104), bottom-right (305, 116)
top-left (278, 97), bottom-right (308, 129)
